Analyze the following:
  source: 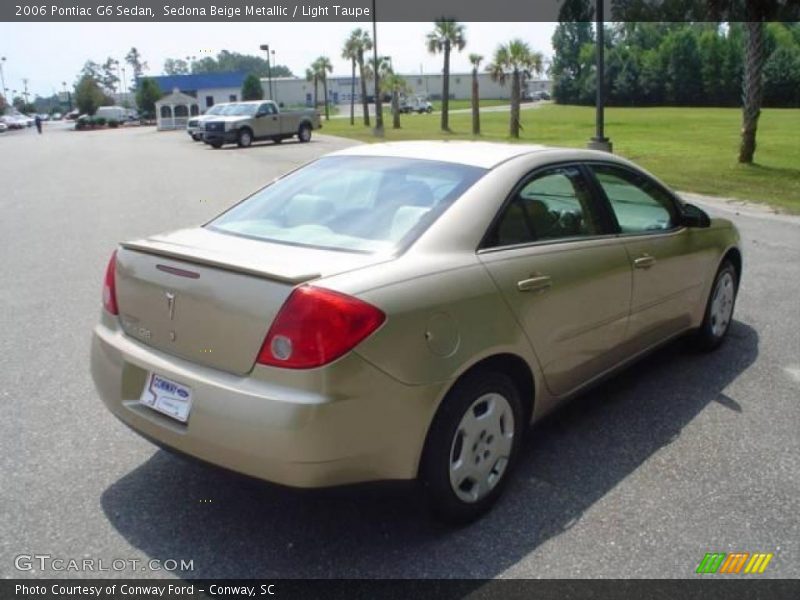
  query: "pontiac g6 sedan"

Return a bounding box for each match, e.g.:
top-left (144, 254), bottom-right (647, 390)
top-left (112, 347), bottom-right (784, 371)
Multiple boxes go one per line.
top-left (91, 142), bottom-right (741, 522)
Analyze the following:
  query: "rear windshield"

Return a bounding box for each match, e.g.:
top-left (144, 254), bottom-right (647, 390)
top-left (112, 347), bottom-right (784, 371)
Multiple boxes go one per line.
top-left (208, 156), bottom-right (487, 253)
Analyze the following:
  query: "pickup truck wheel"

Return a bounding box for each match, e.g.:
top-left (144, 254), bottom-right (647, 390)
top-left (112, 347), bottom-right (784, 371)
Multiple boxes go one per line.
top-left (237, 128), bottom-right (253, 148)
top-left (298, 124), bottom-right (312, 143)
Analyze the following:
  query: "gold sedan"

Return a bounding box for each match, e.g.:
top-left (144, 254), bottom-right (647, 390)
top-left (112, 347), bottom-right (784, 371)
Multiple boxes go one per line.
top-left (91, 142), bottom-right (741, 522)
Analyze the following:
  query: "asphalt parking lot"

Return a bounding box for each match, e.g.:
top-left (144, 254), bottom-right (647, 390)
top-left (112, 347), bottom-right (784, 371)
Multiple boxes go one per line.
top-left (1, 123), bottom-right (798, 579)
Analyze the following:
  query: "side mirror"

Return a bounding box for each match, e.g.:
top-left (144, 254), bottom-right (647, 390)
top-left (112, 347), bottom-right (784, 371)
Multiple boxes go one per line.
top-left (680, 203), bottom-right (711, 228)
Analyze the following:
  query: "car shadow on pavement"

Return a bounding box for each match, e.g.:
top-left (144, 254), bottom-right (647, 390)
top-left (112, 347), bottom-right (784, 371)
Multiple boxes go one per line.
top-left (101, 320), bottom-right (758, 579)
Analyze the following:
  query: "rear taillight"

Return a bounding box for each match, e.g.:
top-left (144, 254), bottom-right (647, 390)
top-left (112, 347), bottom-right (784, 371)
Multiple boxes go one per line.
top-left (257, 286), bottom-right (385, 369)
top-left (102, 250), bottom-right (118, 315)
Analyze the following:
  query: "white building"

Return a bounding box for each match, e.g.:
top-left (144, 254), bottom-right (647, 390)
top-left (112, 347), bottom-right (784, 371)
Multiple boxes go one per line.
top-left (262, 72), bottom-right (552, 107)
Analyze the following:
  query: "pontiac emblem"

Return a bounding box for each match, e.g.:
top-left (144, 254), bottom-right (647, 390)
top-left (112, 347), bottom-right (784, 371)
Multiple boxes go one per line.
top-left (165, 292), bottom-right (176, 320)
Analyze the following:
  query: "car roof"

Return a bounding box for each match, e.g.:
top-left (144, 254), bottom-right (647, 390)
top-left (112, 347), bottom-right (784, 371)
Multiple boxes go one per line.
top-left (329, 141), bottom-right (630, 170)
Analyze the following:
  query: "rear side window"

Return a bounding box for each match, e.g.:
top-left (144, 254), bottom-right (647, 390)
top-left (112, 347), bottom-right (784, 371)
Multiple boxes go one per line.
top-left (209, 156), bottom-right (486, 253)
top-left (486, 165), bottom-right (602, 248)
top-left (589, 164), bottom-right (676, 233)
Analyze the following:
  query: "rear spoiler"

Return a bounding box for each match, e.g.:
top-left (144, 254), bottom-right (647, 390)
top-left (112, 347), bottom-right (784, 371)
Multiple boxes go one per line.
top-left (120, 240), bottom-right (320, 285)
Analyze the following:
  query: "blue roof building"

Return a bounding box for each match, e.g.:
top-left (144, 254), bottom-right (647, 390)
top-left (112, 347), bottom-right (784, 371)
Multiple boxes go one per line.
top-left (143, 71), bottom-right (249, 110)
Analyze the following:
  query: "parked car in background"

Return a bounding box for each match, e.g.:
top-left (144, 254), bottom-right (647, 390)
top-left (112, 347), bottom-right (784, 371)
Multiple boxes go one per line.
top-left (1, 114), bottom-right (27, 129)
top-left (186, 103), bottom-right (233, 141)
top-left (92, 141), bottom-right (741, 523)
top-left (0, 122), bottom-right (7, 133)
top-left (202, 100), bottom-right (320, 148)
top-left (95, 106), bottom-right (128, 123)
top-left (401, 96), bottom-right (434, 114)
top-left (51, 112), bottom-right (63, 120)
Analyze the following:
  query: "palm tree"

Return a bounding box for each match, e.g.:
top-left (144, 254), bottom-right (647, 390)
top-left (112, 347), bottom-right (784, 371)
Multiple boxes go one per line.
top-left (739, 20), bottom-right (766, 163)
top-left (341, 32), bottom-right (359, 125)
top-left (469, 53), bottom-right (483, 135)
top-left (487, 40), bottom-right (543, 138)
top-left (426, 19), bottom-right (466, 132)
top-left (378, 58), bottom-right (407, 130)
top-left (345, 28), bottom-right (372, 127)
top-left (304, 67), bottom-right (318, 110)
top-left (313, 56), bottom-right (333, 120)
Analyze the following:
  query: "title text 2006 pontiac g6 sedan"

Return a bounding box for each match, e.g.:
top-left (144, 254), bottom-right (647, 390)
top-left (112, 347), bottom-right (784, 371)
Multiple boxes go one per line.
top-left (91, 142), bottom-right (741, 522)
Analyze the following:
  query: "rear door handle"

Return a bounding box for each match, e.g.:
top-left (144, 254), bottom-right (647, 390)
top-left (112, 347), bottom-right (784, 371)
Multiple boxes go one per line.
top-left (633, 255), bottom-right (656, 269)
top-left (517, 275), bottom-right (552, 293)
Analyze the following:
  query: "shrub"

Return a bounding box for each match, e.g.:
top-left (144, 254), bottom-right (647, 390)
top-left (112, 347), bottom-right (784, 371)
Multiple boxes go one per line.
top-left (94, 117), bottom-right (107, 126)
top-left (107, 119), bottom-right (119, 128)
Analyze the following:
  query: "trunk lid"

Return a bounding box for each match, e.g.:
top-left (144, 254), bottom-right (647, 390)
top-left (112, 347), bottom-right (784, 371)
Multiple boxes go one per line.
top-left (115, 227), bottom-right (384, 374)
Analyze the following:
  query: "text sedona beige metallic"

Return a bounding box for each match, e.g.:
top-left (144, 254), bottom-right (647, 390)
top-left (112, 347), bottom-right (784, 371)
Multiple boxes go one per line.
top-left (91, 142), bottom-right (741, 522)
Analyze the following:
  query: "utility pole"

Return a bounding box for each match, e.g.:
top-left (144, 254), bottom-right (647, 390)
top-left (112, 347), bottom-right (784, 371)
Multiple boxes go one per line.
top-left (371, 0), bottom-right (383, 136)
top-left (22, 78), bottom-right (30, 106)
top-left (587, 0), bottom-right (612, 152)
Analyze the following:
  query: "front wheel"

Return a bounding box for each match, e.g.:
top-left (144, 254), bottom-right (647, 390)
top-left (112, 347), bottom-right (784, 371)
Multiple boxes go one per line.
top-left (692, 260), bottom-right (738, 351)
top-left (298, 124), bottom-right (312, 143)
top-left (237, 128), bottom-right (253, 148)
top-left (420, 370), bottom-right (524, 524)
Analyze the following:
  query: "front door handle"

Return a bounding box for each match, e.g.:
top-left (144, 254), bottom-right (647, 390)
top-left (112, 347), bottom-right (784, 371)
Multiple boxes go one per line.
top-left (517, 275), bottom-right (552, 293)
top-left (633, 254), bottom-right (656, 269)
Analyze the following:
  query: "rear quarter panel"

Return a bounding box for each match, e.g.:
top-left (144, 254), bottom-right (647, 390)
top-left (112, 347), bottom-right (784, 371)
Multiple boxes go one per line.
top-left (320, 253), bottom-right (546, 417)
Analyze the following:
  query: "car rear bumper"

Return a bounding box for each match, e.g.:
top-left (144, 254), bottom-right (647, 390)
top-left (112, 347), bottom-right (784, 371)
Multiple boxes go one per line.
top-left (91, 316), bottom-right (444, 487)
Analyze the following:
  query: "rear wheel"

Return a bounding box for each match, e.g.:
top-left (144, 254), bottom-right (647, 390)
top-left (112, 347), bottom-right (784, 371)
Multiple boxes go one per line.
top-left (298, 124), bottom-right (312, 143)
top-left (237, 128), bottom-right (253, 148)
top-left (692, 260), bottom-right (738, 351)
top-left (420, 370), bottom-right (524, 524)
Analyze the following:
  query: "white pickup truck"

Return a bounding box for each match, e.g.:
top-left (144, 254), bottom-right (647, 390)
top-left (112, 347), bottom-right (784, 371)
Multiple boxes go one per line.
top-left (202, 101), bottom-right (321, 148)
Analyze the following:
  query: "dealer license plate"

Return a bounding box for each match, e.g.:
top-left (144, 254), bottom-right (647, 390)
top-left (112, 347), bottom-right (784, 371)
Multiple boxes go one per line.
top-left (139, 373), bottom-right (193, 423)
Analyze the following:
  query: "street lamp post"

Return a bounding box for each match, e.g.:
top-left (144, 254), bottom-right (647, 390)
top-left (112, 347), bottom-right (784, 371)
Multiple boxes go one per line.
top-left (587, 0), bottom-right (612, 152)
top-left (0, 57), bottom-right (7, 100)
top-left (259, 44), bottom-right (273, 100)
top-left (271, 49), bottom-right (279, 105)
top-left (62, 81), bottom-right (72, 111)
top-left (371, 0), bottom-right (383, 136)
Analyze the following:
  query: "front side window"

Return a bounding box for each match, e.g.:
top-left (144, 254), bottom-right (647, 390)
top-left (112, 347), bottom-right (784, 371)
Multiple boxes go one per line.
top-left (209, 156), bottom-right (486, 253)
top-left (486, 165), bottom-right (602, 248)
top-left (590, 164), bottom-right (676, 233)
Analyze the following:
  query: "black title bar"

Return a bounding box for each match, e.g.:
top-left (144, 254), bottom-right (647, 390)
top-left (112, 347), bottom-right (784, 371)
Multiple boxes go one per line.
top-left (2, 0), bottom-right (800, 22)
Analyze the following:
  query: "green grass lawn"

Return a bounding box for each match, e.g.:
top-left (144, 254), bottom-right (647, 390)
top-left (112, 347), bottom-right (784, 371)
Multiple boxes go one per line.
top-left (429, 98), bottom-right (509, 111)
top-left (321, 105), bottom-right (800, 212)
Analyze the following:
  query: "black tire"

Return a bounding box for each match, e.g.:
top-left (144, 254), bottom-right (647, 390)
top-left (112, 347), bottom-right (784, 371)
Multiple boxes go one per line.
top-left (210, 141), bottom-right (223, 149)
top-left (692, 260), bottom-right (738, 352)
top-left (298, 123), bottom-right (312, 143)
top-left (419, 370), bottom-right (525, 524)
top-left (192, 133), bottom-right (202, 141)
top-left (237, 128), bottom-right (253, 148)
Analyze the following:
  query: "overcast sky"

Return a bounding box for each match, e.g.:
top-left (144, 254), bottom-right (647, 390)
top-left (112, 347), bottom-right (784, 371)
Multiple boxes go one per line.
top-left (0, 22), bottom-right (556, 98)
